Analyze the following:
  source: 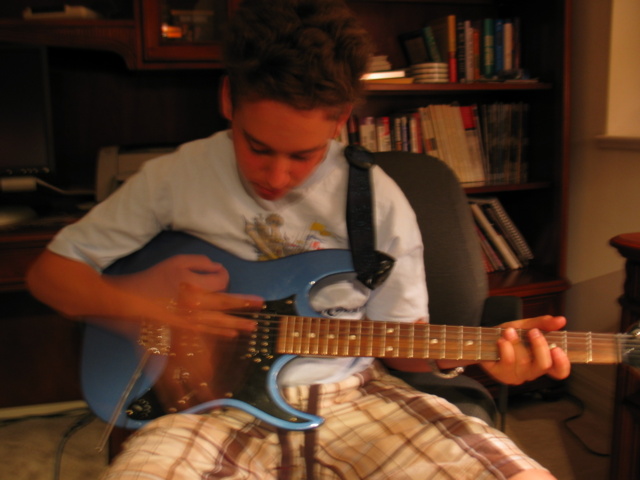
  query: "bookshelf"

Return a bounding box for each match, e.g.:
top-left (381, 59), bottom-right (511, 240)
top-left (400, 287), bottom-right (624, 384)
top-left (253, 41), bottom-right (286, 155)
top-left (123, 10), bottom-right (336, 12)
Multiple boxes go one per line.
top-left (349, 0), bottom-right (571, 317)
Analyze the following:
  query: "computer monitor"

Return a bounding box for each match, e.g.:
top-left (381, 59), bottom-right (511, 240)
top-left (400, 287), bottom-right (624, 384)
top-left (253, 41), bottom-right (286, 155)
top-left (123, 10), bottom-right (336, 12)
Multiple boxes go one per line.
top-left (0, 44), bottom-right (55, 180)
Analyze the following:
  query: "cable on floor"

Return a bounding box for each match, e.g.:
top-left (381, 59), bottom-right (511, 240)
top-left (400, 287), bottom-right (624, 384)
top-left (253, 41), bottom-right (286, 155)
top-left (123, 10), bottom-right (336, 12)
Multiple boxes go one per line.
top-left (561, 392), bottom-right (611, 458)
top-left (53, 410), bottom-right (96, 480)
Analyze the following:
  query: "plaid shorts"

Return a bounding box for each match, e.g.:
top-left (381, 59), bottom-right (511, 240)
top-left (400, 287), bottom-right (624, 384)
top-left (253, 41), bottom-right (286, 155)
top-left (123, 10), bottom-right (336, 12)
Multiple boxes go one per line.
top-left (102, 362), bottom-right (545, 479)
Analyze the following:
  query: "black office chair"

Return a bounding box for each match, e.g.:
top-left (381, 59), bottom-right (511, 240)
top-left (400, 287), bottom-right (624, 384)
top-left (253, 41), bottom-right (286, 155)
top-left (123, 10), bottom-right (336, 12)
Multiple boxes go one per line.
top-left (374, 151), bottom-right (521, 427)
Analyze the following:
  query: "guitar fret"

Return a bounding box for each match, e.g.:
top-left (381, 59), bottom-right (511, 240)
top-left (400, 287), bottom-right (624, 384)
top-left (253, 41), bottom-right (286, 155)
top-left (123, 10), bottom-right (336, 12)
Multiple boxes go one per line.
top-left (476, 328), bottom-right (482, 361)
top-left (365, 321), bottom-right (373, 357)
top-left (587, 332), bottom-right (593, 363)
top-left (441, 325), bottom-right (446, 359)
top-left (409, 323), bottom-right (415, 358)
top-left (394, 323), bottom-right (400, 357)
top-left (331, 319), bottom-right (339, 356)
top-left (424, 324), bottom-right (430, 359)
top-left (320, 318), bottom-right (329, 356)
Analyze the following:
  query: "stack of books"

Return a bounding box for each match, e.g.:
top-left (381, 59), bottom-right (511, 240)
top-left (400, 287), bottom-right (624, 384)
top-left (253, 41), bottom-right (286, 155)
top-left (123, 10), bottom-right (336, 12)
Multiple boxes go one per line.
top-left (468, 196), bottom-right (534, 272)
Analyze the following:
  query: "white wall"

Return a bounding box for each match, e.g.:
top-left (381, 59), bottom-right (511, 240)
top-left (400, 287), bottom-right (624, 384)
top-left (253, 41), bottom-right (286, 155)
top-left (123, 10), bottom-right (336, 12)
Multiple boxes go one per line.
top-left (567, 0), bottom-right (640, 423)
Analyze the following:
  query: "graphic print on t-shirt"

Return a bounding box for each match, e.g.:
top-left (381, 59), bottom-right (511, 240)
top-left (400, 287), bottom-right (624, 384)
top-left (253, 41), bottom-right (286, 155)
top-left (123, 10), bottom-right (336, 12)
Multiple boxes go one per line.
top-left (244, 213), bottom-right (335, 260)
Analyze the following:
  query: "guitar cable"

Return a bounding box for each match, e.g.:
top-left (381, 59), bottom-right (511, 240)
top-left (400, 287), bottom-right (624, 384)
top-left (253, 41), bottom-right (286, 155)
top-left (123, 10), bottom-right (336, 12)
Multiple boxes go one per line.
top-left (53, 409), bottom-right (96, 480)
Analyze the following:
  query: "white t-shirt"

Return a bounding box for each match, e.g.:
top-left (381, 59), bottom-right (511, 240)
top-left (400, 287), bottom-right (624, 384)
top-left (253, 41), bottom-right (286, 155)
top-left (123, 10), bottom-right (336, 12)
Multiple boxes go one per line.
top-left (49, 130), bottom-right (429, 385)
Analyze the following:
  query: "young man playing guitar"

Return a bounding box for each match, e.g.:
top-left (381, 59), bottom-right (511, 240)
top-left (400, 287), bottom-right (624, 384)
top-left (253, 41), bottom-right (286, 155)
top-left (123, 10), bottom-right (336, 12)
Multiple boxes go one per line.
top-left (27, 1), bottom-right (569, 478)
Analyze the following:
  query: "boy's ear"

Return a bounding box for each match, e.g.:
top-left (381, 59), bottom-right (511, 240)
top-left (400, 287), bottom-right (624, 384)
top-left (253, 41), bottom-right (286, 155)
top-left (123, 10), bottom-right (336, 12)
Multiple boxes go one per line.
top-left (220, 76), bottom-right (233, 121)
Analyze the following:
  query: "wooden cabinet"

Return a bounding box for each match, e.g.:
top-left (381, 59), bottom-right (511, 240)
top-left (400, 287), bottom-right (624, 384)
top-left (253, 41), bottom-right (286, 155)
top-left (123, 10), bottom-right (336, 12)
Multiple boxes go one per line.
top-left (609, 233), bottom-right (640, 480)
top-left (0, 0), bottom-right (238, 69)
top-left (140, 0), bottom-right (231, 63)
top-left (0, 228), bottom-right (83, 408)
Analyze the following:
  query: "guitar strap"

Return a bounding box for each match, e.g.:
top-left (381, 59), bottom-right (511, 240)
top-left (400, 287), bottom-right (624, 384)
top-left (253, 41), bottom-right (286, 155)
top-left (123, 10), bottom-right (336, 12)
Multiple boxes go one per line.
top-left (344, 144), bottom-right (395, 290)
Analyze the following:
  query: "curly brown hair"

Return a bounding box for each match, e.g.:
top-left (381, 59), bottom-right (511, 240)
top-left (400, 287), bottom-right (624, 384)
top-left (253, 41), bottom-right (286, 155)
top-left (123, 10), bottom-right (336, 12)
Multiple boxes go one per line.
top-left (223, 0), bottom-right (373, 111)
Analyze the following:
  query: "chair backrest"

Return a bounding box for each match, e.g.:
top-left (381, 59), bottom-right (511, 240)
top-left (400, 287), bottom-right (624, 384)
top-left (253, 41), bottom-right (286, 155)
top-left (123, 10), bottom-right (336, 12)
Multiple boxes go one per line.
top-left (373, 151), bottom-right (488, 327)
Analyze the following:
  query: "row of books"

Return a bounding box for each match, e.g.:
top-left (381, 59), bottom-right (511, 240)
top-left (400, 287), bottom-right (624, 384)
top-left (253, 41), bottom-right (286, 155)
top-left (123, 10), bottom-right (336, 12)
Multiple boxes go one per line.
top-left (469, 196), bottom-right (534, 272)
top-left (399, 15), bottom-right (525, 83)
top-left (341, 102), bottom-right (529, 185)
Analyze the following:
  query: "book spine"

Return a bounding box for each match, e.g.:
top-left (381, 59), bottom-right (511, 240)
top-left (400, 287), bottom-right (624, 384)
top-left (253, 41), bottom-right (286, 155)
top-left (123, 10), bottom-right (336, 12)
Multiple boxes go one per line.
top-left (409, 111), bottom-right (423, 153)
top-left (446, 14), bottom-right (458, 83)
top-left (422, 26), bottom-right (442, 63)
top-left (456, 21), bottom-right (466, 83)
top-left (503, 19), bottom-right (513, 71)
top-left (464, 20), bottom-right (474, 82)
top-left (482, 18), bottom-right (495, 78)
top-left (495, 19), bottom-right (504, 73)
top-left (359, 116), bottom-right (378, 152)
top-left (375, 116), bottom-right (392, 152)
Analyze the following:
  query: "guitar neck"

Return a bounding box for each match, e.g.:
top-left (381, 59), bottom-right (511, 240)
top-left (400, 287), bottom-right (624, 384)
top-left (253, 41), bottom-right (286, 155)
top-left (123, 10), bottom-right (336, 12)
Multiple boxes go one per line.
top-left (274, 317), bottom-right (627, 365)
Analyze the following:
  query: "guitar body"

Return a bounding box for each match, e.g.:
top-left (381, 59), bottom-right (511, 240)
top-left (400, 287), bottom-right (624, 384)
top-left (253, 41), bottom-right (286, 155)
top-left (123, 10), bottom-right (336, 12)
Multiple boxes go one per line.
top-left (82, 231), bottom-right (356, 431)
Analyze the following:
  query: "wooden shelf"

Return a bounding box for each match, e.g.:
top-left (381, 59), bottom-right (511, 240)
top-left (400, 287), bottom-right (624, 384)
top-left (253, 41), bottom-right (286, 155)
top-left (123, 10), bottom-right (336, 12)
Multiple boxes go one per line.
top-left (365, 81), bottom-right (553, 94)
top-left (0, 18), bottom-right (139, 68)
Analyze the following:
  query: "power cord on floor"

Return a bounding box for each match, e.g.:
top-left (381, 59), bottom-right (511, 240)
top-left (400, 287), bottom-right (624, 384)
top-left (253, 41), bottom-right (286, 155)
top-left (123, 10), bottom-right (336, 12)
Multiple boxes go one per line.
top-left (0, 407), bottom-right (98, 480)
top-left (53, 410), bottom-right (96, 480)
top-left (561, 392), bottom-right (611, 458)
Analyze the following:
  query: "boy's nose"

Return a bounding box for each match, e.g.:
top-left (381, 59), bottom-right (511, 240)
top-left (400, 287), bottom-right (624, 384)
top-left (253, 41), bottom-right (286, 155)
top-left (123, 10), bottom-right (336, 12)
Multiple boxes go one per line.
top-left (265, 157), bottom-right (291, 189)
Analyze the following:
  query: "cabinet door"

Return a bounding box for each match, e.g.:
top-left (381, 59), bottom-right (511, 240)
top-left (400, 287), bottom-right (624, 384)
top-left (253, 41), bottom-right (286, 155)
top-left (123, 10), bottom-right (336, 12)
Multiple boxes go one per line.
top-left (141, 0), bottom-right (237, 62)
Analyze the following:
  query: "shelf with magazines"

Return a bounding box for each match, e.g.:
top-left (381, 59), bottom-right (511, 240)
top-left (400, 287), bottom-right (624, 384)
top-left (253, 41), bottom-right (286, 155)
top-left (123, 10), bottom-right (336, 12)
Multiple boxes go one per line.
top-left (351, 0), bottom-right (571, 317)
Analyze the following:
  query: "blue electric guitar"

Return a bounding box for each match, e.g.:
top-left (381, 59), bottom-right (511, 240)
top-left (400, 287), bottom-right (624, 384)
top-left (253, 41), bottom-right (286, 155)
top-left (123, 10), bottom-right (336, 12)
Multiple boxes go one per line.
top-left (82, 231), bottom-right (640, 433)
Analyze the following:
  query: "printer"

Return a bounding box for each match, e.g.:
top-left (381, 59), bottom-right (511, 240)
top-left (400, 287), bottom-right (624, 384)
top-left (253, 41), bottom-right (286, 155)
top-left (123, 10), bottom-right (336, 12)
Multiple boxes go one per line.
top-left (95, 145), bottom-right (176, 202)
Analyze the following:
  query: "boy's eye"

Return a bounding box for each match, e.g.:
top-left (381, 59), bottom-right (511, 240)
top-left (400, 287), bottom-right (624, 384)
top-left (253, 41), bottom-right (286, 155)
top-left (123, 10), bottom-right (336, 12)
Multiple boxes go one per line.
top-left (291, 154), bottom-right (313, 161)
top-left (250, 146), bottom-right (271, 155)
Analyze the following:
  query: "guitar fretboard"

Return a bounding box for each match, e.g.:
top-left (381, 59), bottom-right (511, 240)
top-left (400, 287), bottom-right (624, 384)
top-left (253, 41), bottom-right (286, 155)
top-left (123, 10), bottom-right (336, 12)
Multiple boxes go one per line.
top-left (269, 316), bottom-right (631, 365)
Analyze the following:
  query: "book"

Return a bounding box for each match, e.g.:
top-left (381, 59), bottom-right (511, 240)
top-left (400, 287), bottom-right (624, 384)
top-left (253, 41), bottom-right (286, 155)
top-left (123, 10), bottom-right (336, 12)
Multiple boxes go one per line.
top-left (469, 202), bottom-right (522, 270)
top-left (418, 106), bottom-right (439, 157)
top-left (429, 15), bottom-right (457, 82)
top-left (482, 18), bottom-right (495, 78)
top-left (359, 116), bottom-right (378, 152)
top-left (375, 116), bottom-right (392, 152)
top-left (362, 69), bottom-right (407, 81)
top-left (460, 105), bottom-right (487, 182)
top-left (399, 30), bottom-right (431, 65)
top-left (455, 21), bottom-right (466, 82)
top-left (367, 55), bottom-right (392, 72)
top-left (469, 196), bottom-right (534, 265)
top-left (503, 19), bottom-right (513, 71)
top-left (474, 223), bottom-right (505, 272)
top-left (409, 111), bottom-right (423, 153)
top-left (421, 26), bottom-right (442, 63)
top-left (494, 19), bottom-right (504, 73)
top-left (464, 20), bottom-right (474, 82)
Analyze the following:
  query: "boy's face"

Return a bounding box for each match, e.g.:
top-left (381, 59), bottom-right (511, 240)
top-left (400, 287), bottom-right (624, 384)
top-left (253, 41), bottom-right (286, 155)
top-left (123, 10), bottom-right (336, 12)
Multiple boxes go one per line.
top-left (223, 89), bottom-right (350, 201)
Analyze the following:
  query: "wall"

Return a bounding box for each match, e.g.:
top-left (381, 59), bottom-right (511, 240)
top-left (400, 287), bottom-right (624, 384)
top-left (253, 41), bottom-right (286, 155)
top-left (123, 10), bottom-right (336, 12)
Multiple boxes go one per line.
top-left (566, 0), bottom-right (640, 425)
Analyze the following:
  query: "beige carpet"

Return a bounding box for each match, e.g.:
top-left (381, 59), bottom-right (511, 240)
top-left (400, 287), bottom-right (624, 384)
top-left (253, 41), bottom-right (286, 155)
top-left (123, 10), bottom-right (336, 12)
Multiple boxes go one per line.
top-left (504, 394), bottom-right (610, 480)
top-left (0, 395), bottom-right (610, 480)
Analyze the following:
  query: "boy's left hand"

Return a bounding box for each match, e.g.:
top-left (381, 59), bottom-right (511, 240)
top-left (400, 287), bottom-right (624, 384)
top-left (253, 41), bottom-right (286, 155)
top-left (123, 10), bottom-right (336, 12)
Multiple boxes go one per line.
top-left (481, 315), bottom-right (571, 385)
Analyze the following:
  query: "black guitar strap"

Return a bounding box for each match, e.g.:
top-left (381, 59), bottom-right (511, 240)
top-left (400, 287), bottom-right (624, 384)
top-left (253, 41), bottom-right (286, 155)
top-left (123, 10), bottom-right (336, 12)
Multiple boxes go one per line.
top-left (344, 144), bottom-right (395, 290)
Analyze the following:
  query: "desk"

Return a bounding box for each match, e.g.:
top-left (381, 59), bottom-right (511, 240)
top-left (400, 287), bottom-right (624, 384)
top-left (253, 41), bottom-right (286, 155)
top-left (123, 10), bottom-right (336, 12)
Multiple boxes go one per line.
top-left (609, 233), bottom-right (640, 480)
top-left (0, 227), bottom-right (83, 407)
